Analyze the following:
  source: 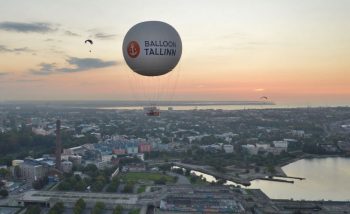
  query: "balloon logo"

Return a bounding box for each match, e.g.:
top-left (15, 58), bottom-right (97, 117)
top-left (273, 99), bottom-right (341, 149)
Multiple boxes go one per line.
top-left (127, 41), bottom-right (140, 58)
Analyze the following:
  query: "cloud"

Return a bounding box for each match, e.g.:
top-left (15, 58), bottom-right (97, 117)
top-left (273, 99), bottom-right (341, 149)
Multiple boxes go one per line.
top-left (0, 45), bottom-right (33, 54)
top-left (59, 57), bottom-right (117, 72)
top-left (16, 79), bottom-right (42, 82)
top-left (0, 21), bottom-right (57, 33)
top-left (30, 63), bottom-right (57, 75)
top-left (44, 38), bottom-right (62, 42)
top-left (94, 33), bottom-right (117, 40)
top-left (65, 30), bottom-right (80, 37)
top-left (0, 72), bottom-right (10, 77)
top-left (254, 88), bottom-right (265, 92)
top-left (30, 57), bottom-right (117, 75)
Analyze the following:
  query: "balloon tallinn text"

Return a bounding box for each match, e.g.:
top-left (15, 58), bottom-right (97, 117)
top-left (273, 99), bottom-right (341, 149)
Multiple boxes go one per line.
top-left (144, 40), bottom-right (177, 56)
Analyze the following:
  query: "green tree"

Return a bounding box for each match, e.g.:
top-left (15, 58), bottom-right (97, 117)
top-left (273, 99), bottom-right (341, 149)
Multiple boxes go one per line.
top-left (123, 183), bottom-right (134, 193)
top-left (91, 201), bottom-right (105, 214)
top-left (25, 205), bottom-right (41, 214)
top-left (48, 202), bottom-right (64, 214)
top-left (75, 180), bottom-right (87, 191)
top-left (106, 180), bottom-right (119, 193)
top-left (267, 165), bottom-right (276, 174)
top-left (73, 198), bottom-right (86, 214)
top-left (113, 205), bottom-right (123, 214)
top-left (129, 208), bottom-right (140, 214)
top-left (0, 189), bottom-right (8, 198)
top-left (0, 168), bottom-right (9, 178)
top-left (154, 177), bottom-right (167, 185)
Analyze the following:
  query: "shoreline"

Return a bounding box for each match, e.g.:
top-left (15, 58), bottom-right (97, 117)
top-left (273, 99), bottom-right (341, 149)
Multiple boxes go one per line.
top-left (266, 154), bottom-right (349, 183)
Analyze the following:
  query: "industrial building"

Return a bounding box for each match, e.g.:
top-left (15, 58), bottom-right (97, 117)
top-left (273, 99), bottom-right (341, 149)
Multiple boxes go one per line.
top-left (18, 158), bottom-right (53, 181)
top-left (159, 186), bottom-right (245, 213)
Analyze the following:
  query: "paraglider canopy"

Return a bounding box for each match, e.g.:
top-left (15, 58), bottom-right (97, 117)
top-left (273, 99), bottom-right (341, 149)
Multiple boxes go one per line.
top-left (85, 39), bottom-right (93, 45)
top-left (260, 96), bottom-right (268, 100)
top-left (122, 21), bottom-right (182, 77)
top-left (84, 39), bottom-right (93, 52)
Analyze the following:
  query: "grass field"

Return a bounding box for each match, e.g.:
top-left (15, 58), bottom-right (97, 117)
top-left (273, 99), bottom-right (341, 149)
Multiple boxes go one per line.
top-left (119, 172), bottom-right (175, 184)
top-left (137, 185), bottom-right (146, 193)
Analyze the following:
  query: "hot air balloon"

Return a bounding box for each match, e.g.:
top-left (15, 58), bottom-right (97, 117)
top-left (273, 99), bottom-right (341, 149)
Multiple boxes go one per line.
top-left (123, 21), bottom-right (182, 77)
top-left (122, 21), bottom-right (182, 116)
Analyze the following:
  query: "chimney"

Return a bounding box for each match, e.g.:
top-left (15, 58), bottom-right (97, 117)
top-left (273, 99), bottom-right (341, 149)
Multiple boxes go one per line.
top-left (55, 120), bottom-right (61, 170)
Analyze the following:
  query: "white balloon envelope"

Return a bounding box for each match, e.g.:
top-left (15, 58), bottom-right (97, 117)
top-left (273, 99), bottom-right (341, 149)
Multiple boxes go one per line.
top-left (122, 21), bottom-right (182, 76)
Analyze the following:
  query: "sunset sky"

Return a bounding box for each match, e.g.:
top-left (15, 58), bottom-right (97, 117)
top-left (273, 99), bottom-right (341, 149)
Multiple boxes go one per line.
top-left (0, 0), bottom-right (349, 105)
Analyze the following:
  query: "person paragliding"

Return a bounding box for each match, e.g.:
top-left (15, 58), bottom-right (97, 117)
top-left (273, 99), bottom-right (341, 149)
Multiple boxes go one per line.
top-left (85, 39), bottom-right (93, 52)
top-left (122, 21), bottom-right (182, 116)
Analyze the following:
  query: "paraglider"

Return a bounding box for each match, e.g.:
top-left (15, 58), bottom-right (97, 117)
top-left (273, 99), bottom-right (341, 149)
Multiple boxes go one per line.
top-left (84, 39), bottom-right (93, 52)
top-left (260, 96), bottom-right (268, 100)
top-left (122, 21), bottom-right (182, 116)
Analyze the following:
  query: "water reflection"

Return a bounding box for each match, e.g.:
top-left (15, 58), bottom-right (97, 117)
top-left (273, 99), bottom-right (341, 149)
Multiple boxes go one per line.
top-left (249, 157), bottom-right (350, 201)
top-left (188, 157), bottom-right (350, 201)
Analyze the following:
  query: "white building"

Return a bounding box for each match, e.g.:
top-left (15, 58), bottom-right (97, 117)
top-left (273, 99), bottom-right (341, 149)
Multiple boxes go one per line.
top-left (222, 144), bottom-right (234, 153)
top-left (61, 161), bottom-right (73, 173)
top-left (19, 159), bottom-right (48, 181)
top-left (256, 144), bottom-right (270, 150)
top-left (12, 160), bottom-right (24, 167)
top-left (273, 141), bottom-right (288, 149)
top-left (291, 130), bottom-right (305, 137)
top-left (126, 146), bottom-right (138, 154)
top-left (242, 144), bottom-right (259, 155)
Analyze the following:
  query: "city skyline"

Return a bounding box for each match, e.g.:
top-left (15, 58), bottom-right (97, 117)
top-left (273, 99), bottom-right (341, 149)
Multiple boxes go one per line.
top-left (0, 0), bottom-right (349, 105)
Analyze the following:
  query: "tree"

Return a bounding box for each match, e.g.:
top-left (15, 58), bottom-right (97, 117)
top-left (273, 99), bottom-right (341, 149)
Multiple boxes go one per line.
top-left (154, 177), bottom-right (167, 185)
top-left (48, 202), bottom-right (64, 214)
top-left (190, 175), bottom-right (198, 184)
top-left (129, 208), bottom-right (140, 214)
top-left (25, 205), bottom-right (41, 214)
top-left (92, 202), bottom-right (105, 214)
top-left (0, 168), bottom-right (9, 178)
top-left (75, 180), bottom-right (87, 191)
top-left (267, 165), bottom-right (276, 174)
top-left (0, 189), bottom-right (8, 198)
top-left (73, 198), bottom-right (86, 214)
top-left (123, 183), bottom-right (134, 193)
top-left (106, 180), bottom-right (119, 193)
top-left (83, 164), bottom-right (98, 177)
top-left (113, 205), bottom-right (123, 214)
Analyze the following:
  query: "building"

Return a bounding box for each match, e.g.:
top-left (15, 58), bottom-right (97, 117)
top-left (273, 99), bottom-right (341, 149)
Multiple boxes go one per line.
top-left (61, 161), bottom-right (73, 173)
top-left (12, 160), bottom-right (24, 167)
top-left (291, 130), bottom-right (305, 137)
top-left (68, 155), bottom-right (82, 166)
top-left (159, 186), bottom-right (245, 213)
top-left (222, 144), bottom-right (234, 153)
top-left (256, 144), bottom-right (270, 151)
top-left (113, 148), bottom-right (126, 155)
top-left (273, 141), bottom-right (288, 151)
top-left (126, 144), bottom-right (138, 154)
top-left (338, 141), bottom-right (350, 153)
top-left (55, 120), bottom-right (62, 170)
top-left (18, 190), bottom-right (139, 209)
top-left (138, 143), bottom-right (152, 153)
top-left (63, 146), bottom-right (86, 156)
top-left (242, 144), bottom-right (259, 155)
top-left (19, 159), bottom-right (48, 181)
